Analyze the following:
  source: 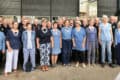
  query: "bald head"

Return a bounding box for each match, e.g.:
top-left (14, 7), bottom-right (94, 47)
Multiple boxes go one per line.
top-left (33, 18), bottom-right (39, 25)
top-left (110, 16), bottom-right (115, 23)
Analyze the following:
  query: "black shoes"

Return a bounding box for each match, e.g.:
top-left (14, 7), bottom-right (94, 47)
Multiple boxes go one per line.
top-left (101, 63), bottom-right (105, 68)
top-left (101, 63), bottom-right (116, 68)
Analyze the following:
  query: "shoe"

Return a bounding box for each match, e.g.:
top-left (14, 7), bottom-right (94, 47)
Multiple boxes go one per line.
top-left (92, 64), bottom-right (96, 67)
top-left (41, 66), bottom-right (45, 72)
top-left (109, 64), bottom-right (115, 68)
top-left (45, 66), bottom-right (49, 71)
top-left (4, 72), bottom-right (8, 77)
top-left (75, 63), bottom-right (79, 67)
top-left (13, 69), bottom-right (17, 73)
top-left (51, 64), bottom-right (57, 68)
top-left (101, 63), bottom-right (105, 68)
top-left (63, 64), bottom-right (67, 66)
top-left (87, 63), bottom-right (91, 67)
top-left (82, 63), bottom-right (86, 68)
top-left (67, 64), bottom-right (71, 67)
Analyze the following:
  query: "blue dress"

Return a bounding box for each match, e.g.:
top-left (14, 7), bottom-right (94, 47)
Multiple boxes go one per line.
top-left (51, 29), bottom-right (61, 55)
top-left (99, 23), bottom-right (112, 41)
top-left (72, 27), bottom-right (86, 51)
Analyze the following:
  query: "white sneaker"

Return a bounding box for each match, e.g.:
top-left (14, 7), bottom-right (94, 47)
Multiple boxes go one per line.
top-left (75, 63), bottom-right (79, 67)
top-left (82, 63), bottom-right (86, 68)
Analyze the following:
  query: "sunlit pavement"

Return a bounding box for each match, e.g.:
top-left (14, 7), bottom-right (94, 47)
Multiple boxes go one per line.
top-left (0, 64), bottom-right (120, 80)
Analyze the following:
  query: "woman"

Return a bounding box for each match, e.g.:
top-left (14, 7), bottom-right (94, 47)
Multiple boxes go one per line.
top-left (61, 20), bottom-right (72, 66)
top-left (72, 20), bottom-right (86, 68)
top-left (115, 21), bottom-right (120, 65)
top-left (36, 19), bottom-right (52, 71)
top-left (0, 30), bottom-right (5, 65)
top-left (3, 18), bottom-right (10, 35)
top-left (22, 23), bottom-right (36, 71)
top-left (4, 21), bottom-right (21, 76)
top-left (98, 15), bottom-right (113, 67)
top-left (51, 22), bottom-right (62, 67)
top-left (86, 19), bottom-right (98, 67)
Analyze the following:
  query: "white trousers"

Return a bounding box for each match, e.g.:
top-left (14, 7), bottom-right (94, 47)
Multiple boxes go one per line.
top-left (5, 49), bottom-right (19, 73)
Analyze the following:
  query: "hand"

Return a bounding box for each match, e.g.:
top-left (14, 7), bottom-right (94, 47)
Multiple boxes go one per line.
top-left (8, 47), bottom-right (12, 52)
top-left (60, 45), bottom-right (62, 48)
top-left (111, 40), bottom-right (113, 46)
top-left (2, 50), bottom-right (5, 54)
top-left (113, 44), bottom-right (116, 48)
top-left (82, 43), bottom-right (85, 49)
top-left (73, 43), bottom-right (76, 48)
top-left (52, 44), bottom-right (54, 48)
top-left (99, 40), bottom-right (101, 45)
top-left (37, 45), bottom-right (40, 49)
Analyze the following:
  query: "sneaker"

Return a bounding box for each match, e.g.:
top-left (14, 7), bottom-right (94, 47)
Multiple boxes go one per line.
top-left (92, 64), bottom-right (96, 67)
top-left (87, 63), bottom-right (91, 67)
top-left (82, 63), bottom-right (86, 68)
top-left (109, 63), bottom-right (115, 68)
top-left (51, 64), bottom-right (56, 68)
top-left (75, 63), bottom-right (79, 67)
top-left (101, 63), bottom-right (105, 68)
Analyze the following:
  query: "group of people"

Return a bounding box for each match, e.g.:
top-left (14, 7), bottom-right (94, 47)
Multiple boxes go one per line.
top-left (0, 15), bottom-right (119, 76)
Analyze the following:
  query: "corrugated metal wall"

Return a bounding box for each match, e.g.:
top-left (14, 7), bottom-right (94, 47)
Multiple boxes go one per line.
top-left (0, 0), bottom-right (21, 15)
top-left (0, 0), bottom-right (79, 16)
top-left (97, 0), bottom-right (117, 17)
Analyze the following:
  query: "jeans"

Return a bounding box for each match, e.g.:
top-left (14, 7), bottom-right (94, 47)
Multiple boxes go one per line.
top-left (116, 43), bottom-right (120, 65)
top-left (23, 48), bottom-right (36, 71)
top-left (101, 40), bottom-right (112, 64)
top-left (62, 39), bottom-right (72, 64)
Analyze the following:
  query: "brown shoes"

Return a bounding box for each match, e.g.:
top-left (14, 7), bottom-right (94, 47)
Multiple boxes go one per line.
top-left (44, 66), bottom-right (48, 71)
top-left (41, 66), bottom-right (49, 72)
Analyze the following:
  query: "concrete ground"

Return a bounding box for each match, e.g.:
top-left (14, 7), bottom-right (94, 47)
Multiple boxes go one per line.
top-left (0, 64), bottom-right (119, 80)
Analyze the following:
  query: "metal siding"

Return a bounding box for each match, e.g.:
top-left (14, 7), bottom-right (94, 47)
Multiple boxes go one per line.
top-left (0, 0), bottom-right (79, 16)
top-left (0, 0), bottom-right (20, 15)
top-left (97, 0), bottom-right (117, 17)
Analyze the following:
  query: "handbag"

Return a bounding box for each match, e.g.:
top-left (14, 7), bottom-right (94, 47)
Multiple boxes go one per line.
top-left (25, 54), bottom-right (32, 72)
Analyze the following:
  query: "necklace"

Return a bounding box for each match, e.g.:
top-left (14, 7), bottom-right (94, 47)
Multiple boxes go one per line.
top-left (42, 28), bottom-right (48, 33)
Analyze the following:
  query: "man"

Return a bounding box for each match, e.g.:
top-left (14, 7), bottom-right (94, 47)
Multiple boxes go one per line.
top-left (32, 18), bottom-right (41, 66)
top-left (0, 16), bottom-right (5, 33)
top-left (32, 18), bottom-right (41, 31)
top-left (110, 16), bottom-right (118, 65)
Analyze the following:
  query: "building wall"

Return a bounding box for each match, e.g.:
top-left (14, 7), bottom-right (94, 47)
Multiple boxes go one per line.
top-left (97, 0), bottom-right (117, 17)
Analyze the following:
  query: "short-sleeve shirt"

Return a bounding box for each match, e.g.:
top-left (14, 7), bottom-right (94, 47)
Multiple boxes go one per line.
top-left (72, 27), bottom-right (86, 51)
top-left (61, 27), bottom-right (72, 40)
top-left (99, 23), bottom-right (112, 41)
top-left (36, 28), bottom-right (52, 44)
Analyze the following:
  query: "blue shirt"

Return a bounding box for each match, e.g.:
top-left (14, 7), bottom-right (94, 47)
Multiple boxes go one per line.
top-left (99, 23), bottom-right (112, 41)
top-left (6, 30), bottom-right (21, 49)
top-left (72, 27), bottom-right (86, 51)
top-left (86, 27), bottom-right (97, 42)
top-left (115, 29), bottom-right (120, 45)
top-left (61, 27), bottom-right (72, 40)
top-left (0, 32), bottom-right (5, 51)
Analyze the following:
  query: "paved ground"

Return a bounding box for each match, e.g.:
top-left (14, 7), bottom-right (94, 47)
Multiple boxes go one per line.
top-left (0, 64), bottom-right (120, 80)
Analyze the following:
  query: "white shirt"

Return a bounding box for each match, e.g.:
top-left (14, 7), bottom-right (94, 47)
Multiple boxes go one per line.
top-left (89, 26), bottom-right (94, 31)
top-left (27, 31), bottom-right (32, 49)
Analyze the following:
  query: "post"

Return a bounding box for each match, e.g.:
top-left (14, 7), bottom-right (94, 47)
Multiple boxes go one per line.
top-left (50, 0), bottom-right (52, 22)
top-left (20, 0), bottom-right (23, 21)
top-left (117, 0), bottom-right (120, 20)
